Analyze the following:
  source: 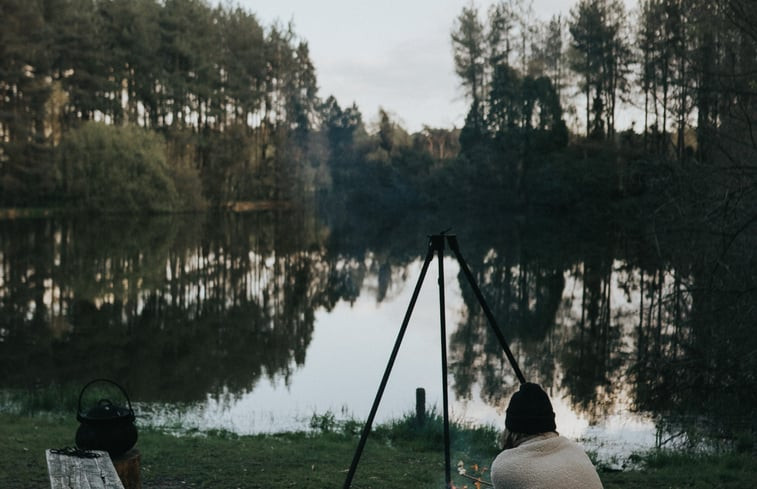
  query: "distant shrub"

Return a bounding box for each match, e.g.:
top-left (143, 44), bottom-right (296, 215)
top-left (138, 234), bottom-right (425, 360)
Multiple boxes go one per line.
top-left (309, 411), bottom-right (338, 433)
top-left (57, 122), bottom-right (182, 212)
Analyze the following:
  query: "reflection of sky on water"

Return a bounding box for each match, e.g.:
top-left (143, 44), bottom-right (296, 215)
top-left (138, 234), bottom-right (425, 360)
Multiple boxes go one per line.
top-left (141, 258), bottom-right (660, 467)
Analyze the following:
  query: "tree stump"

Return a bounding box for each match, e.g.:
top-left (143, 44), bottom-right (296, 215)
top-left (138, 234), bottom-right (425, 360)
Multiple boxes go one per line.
top-left (112, 449), bottom-right (141, 489)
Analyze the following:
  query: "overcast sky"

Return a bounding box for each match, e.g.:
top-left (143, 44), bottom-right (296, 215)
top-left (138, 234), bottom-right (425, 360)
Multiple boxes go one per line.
top-left (233, 0), bottom-right (638, 133)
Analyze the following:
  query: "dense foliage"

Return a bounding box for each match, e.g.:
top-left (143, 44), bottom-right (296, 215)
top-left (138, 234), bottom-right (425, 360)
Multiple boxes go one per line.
top-left (442, 0), bottom-right (757, 214)
top-left (1, 0), bottom-right (321, 209)
top-left (324, 0), bottom-right (757, 224)
top-left (2, 0), bottom-right (757, 218)
top-left (57, 122), bottom-right (183, 212)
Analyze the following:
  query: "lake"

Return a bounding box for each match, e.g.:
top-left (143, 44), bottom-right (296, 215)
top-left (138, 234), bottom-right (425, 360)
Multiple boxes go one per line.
top-left (1, 209), bottom-right (754, 466)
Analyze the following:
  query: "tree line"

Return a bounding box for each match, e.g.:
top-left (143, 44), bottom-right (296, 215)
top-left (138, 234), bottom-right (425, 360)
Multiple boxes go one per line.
top-left (284, 0), bottom-right (757, 224)
top-left (450, 0), bottom-right (756, 152)
top-left (0, 0), bottom-right (463, 213)
top-left (323, 0), bottom-right (757, 223)
top-left (2, 0), bottom-right (757, 222)
top-left (1, 0), bottom-right (323, 210)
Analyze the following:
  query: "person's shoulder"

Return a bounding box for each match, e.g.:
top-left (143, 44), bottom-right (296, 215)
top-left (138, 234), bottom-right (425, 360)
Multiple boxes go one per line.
top-left (554, 435), bottom-right (591, 454)
top-left (490, 449), bottom-right (531, 487)
top-left (555, 437), bottom-right (604, 488)
top-left (554, 434), bottom-right (581, 446)
top-left (553, 435), bottom-right (601, 469)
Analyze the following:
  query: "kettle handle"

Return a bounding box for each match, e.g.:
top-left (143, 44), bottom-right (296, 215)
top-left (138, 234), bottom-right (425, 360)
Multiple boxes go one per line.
top-left (77, 378), bottom-right (134, 416)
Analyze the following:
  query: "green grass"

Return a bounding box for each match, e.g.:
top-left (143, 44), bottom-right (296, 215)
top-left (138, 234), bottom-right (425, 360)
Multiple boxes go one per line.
top-left (600, 450), bottom-right (757, 488)
top-left (1, 413), bottom-right (755, 489)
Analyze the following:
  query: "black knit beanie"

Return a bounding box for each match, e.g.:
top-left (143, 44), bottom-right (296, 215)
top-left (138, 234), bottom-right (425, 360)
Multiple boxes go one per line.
top-left (505, 383), bottom-right (556, 434)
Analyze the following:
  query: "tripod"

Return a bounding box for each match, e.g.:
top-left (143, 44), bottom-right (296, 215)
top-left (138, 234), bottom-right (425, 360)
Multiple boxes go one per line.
top-left (343, 233), bottom-right (526, 489)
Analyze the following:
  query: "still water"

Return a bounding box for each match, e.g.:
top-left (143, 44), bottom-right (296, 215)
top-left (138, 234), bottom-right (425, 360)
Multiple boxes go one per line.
top-left (1, 210), bottom-right (754, 466)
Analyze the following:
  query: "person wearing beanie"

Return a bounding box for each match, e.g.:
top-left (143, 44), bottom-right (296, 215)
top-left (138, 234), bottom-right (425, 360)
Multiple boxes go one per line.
top-left (490, 383), bottom-right (604, 489)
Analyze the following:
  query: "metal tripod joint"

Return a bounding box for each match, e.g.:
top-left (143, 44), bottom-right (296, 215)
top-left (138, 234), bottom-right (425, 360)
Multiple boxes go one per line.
top-left (429, 233), bottom-right (449, 252)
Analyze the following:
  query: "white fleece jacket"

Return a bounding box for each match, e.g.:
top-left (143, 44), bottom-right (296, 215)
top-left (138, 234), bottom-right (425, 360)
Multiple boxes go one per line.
top-left (490, 433), bottom-right (603, 489)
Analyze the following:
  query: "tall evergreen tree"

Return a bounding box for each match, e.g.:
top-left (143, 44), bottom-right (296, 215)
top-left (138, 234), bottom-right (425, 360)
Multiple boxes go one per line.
top-left (569, 0), bottom-right (631, 139)
top-left (451, 6), bottom-right (486, 109)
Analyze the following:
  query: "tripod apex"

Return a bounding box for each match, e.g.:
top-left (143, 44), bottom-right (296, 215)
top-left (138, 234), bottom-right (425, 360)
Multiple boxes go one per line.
top-left (428, 229), bottom-right (455, 239)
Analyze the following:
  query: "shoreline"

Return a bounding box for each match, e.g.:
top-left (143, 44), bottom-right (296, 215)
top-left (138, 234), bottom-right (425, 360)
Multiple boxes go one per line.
top-left (0, 201), bottom-right (295, 220)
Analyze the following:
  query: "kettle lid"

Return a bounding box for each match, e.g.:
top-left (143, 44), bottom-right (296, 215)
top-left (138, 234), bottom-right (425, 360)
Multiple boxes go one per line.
top-left (78, 398), bottom-right (134, 422)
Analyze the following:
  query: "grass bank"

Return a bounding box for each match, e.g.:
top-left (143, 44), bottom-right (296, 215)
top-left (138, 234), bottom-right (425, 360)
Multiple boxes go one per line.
top-left (1, 413), bottom-right (755, 488)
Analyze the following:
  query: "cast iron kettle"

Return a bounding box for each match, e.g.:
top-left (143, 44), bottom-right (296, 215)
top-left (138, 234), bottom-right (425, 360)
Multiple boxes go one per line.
top-left (75, 378), bottom-right (138, 457)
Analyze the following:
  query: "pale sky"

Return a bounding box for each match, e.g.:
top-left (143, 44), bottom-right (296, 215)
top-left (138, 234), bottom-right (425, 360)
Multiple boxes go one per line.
top-left (233, 0), bottom-right (639, 133)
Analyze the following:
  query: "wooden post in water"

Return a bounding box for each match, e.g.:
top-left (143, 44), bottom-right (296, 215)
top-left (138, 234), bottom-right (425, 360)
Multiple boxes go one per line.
top-left (416, 387), bottom-right (426, 426)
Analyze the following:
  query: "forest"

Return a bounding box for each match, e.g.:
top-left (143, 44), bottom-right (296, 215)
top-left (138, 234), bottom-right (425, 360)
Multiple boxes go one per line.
top-left (0, 0), bottom-right (756, 225)
top-left (1, 0), bottom-right (324, 210)
top-left (442, 0), bottom-right (757, 217)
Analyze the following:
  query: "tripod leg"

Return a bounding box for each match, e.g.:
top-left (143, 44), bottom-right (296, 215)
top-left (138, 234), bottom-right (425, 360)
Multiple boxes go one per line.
top-left (342, 239), bottom-right (437, 489)
top-left (433, 236), bottom-right (453, 489)
top-left (446, 235), bottom-right (527, 385)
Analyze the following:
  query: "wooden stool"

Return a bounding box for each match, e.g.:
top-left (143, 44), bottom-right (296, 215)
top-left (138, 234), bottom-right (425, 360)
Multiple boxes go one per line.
top-left (112, 449), bottom-right (141, 489)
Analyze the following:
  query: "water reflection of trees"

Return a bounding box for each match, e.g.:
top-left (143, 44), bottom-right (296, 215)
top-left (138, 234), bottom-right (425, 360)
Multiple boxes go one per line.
top-left (0, 212), bottom-right (346, 402)
top-left (630, 226), bottom-right (757, 440)
top-left (1, 211), bottom-right (755, 440)
top-left (446, 219), bottom-right (627, 419)
top-left (442, 214), bottom-right (756, 441)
